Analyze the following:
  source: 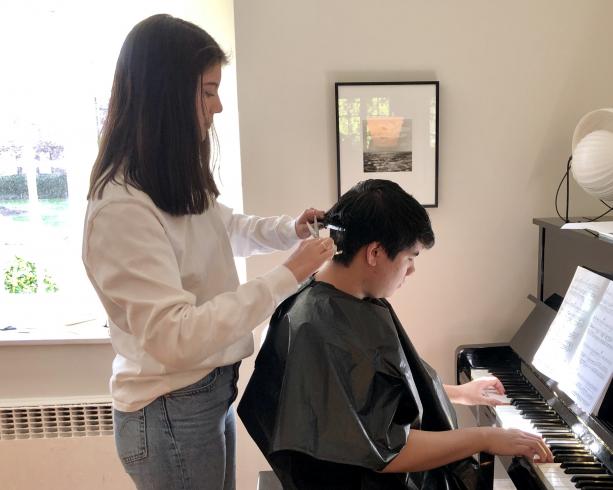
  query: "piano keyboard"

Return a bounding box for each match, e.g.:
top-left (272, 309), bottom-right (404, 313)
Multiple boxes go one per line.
top-left (471, 368), bottom-right (613, 490)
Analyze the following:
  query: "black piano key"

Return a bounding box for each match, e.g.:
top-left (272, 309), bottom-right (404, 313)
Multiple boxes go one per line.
top-left (574, 484), bottom-right (613, 489)
top-left (549, 448), bottom-right (592, 456)
top-left (519, 406), bottom-right (555, 410)
top-left (554, 455), bottom-right (597, 463)
top-left (552, 450), bottom-right (593, 457)
top-left (548, 444), bottom-right (583, 449)
top-left (572, 474), bottom-right (613, 482)
top-left (515, 404), bottom-right (550, 409)
top-left (560, 462), bottom-right (603, 469)
top-left (566, 467), bottom-right (609, 474)
top-left (539, 432), bottom-right (575, 438)
top-left (564, 470), bottom-right (613, 483)
top-left (522, 414), bottom-right (560, 420)
top-left (533, 420), bottom-right (570, 430)
top-left (518, 407), bottom-right (556, 413)
top-left (514, 403), bottom-right (549, 408)
top-left (549, 445), bottom-right (587, 451)
top-left (552, 448), bottom-right (588, 455)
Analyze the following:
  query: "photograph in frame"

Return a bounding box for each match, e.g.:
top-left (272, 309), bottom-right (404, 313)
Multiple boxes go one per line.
top-left (335, 81), bottom-right (439, 207)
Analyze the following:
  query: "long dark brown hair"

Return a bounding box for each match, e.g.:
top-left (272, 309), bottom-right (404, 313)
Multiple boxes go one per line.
top-left (88, 14), bottom-right (228, 215)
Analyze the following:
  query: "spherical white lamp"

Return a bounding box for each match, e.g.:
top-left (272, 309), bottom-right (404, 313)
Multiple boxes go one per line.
top-left (571, 108), bottom-right (613, 201)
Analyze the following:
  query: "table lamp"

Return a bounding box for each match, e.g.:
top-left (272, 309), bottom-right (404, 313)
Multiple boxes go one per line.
top-left (558, 109), bottom-right (613, 222)
top-left (571, 108), bottom-right (613, 202)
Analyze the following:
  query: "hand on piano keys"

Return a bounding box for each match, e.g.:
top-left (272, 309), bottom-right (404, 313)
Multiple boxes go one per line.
top-left (471, 367), bottom-right (613, 489)
top-left (481, 426), bottom-right (553, 463)
top-left (445, 375), bottom-right (511, 406)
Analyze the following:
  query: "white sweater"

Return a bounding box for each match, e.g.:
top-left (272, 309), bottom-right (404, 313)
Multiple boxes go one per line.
top-left (82, 181), bottom-right (299, 411)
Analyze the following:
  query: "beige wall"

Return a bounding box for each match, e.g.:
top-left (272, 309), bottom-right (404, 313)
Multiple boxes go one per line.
top-left (233, 1), bottom-right (613, 488)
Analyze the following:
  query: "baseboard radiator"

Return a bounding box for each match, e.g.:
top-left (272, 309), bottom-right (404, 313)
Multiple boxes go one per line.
top-left (0, 398), bottom-right (113, 440)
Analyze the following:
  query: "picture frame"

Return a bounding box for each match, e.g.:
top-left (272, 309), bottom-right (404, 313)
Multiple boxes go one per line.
top-left (335, 81), bottom-right (439, 207)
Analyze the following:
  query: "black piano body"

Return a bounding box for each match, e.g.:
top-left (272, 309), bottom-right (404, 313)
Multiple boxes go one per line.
top-left (456, 218), bottom-right (613, 490)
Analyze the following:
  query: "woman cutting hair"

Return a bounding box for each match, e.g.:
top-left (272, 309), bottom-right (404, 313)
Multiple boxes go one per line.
top-left (82, 14), bottom-right (335, 490)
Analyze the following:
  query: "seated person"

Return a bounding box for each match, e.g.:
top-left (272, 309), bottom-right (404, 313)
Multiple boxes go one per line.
top-left (238, 179), bottom-right (551, 490)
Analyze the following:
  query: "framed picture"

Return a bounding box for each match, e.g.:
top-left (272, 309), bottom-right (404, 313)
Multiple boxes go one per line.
top-left (335, 81), bottom-right (439, 207)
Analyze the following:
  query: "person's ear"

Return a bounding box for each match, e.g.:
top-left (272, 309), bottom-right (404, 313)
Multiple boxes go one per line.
top-left (366, 242), bottom-right (380, 267)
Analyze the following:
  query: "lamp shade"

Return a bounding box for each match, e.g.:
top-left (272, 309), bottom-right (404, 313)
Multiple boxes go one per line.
top-left (571, 108), bottom-right (613, 201)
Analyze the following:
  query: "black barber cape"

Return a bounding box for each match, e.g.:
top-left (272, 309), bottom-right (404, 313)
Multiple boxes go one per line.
top-left (238, 279), bottom-right (482, 490)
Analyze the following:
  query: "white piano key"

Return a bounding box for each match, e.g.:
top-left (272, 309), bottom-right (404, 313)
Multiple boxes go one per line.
top-left (530, 461), bottom-right (608, 490)
top-left (494, 405), bottom-right (539, 434)
top-left (471, 368), bottom-right (491, 380)
top-left (530, 466), bottom-right (575, 489)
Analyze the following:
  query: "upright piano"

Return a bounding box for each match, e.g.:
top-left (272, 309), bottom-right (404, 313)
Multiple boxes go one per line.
top-left (457, 217), bottom-right (613, 490)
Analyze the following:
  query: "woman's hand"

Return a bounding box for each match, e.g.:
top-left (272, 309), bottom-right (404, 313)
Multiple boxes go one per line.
top-left (483, 427), bottom-right (553, 463)
top-left (294, 208), bottom-right (325, 239)
top-left (445, 377), bottom-right (507, 406)
top-left (283, 237), bottom-right (336, 283)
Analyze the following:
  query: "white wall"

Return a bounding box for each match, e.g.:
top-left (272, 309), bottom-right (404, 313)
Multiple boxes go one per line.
top-left (233, 1), bottom-right (613, 488)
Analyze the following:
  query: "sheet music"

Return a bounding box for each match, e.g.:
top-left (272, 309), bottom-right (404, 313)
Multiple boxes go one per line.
top-left (561, 221), bottom-right (613, 243)
top-left (533, 267), bottom-right (608, 381)
top-left (559, 285), bottom-right (613, 413)
top-left (533, 267), bottom-right (613, 414)
top-left (561, 221), bottom-right (613, 234)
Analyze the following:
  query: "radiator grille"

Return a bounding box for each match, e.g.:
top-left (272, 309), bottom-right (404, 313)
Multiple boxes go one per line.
top-left (0, 403), bottom-right (114, 440)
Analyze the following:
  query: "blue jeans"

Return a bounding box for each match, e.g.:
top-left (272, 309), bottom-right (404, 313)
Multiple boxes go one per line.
top-left (113, 364), bottom-right (239, 490)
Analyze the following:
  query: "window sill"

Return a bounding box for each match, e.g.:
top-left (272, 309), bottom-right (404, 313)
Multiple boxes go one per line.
top-left (0, 319), bottom-right (110, 346)
top-left (1, 290), bottom-right (110, 346)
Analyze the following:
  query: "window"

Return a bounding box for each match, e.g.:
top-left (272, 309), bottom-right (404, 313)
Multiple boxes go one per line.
top-left (0, 2), bottom-right (243, 335)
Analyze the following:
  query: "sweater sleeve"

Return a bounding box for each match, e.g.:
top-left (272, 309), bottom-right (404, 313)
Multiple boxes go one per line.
top-left (216, 202), bottom-right (300, 257)
top-left (82, 200), bottom-right (298, 371)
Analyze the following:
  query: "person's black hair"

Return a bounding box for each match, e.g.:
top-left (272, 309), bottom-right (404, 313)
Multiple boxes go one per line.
top-left (324, 179), bottom-right (435, 266)
top-left (88, 14), bottom-right (228, 215)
